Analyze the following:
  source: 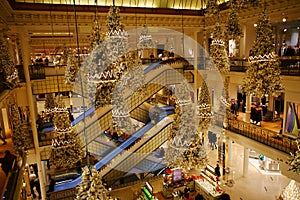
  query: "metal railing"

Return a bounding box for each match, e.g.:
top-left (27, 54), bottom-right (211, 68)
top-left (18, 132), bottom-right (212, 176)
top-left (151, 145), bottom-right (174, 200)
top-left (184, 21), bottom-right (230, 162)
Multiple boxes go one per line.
top-left (214, 113), bottom-right (298, 155)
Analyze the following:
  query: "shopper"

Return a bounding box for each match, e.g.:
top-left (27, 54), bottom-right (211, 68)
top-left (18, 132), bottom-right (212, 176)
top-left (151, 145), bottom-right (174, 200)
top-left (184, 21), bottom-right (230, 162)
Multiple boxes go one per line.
top-left (0, 150), bottom-right (16, 176)
top-left (215, 163), bottom-right (221, 178)
top-left (195, 192), bottom-right (204, 200)
top-left (0, 127), bottom-right (7, 145)
top-left (47, 174), bottom-right (55, 193)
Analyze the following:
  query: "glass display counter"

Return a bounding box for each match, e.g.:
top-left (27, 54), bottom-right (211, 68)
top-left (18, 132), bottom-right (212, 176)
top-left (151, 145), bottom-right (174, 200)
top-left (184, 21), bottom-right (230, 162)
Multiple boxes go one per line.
top-left (195, 179), bottom-right (222, 200)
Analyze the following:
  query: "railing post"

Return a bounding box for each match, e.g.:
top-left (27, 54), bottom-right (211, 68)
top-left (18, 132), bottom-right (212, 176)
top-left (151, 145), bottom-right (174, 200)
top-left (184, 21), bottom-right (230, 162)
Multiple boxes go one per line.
top-left (245, 94), bottom-right (251, 123)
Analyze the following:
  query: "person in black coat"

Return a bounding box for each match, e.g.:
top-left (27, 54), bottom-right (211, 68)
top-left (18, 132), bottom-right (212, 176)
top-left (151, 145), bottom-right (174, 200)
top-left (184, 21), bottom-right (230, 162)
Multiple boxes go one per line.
top-left (215, 163), bottom-right (221, 177)
top-left (0, 150), bottom-right (16, 176)
top-left (0, 127), bottom-right (7, 145)
top-left (47, 174), bottom-right (55, 193)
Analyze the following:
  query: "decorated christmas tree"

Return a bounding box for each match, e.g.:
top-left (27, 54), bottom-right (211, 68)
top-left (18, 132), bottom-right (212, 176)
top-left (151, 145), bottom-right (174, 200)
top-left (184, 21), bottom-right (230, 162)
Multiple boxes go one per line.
top-left (75, 166), bottom-right (109, 200)
top-left (165, 83), bottom-right (207, 170)
top-left (226, 0), bottom-right (243, 56)
top-left (44, 93), bottom-right (55, 123)
top-left (286, 139), bottom-right (300, 174)
top-left (65, 54), bottom-right (79, 84)
top-left (10, 104), bottom-right (31, 156)
top-left (138, 24), bottom-right (153, 49)
top-left (279, 180), bottom-right (300, 200)
top-left (86, 5), bottom-right (144, 108)
top-left (242, 8), bottom-right (283, 98)
top-left (197, 79), bottom-right (212, 133)
top-left (210, 23), bottom-right (230, 74)
top-left (0, 32), bottom-right (19, 88)
top-left (50, 95), bottom-right (84, 168)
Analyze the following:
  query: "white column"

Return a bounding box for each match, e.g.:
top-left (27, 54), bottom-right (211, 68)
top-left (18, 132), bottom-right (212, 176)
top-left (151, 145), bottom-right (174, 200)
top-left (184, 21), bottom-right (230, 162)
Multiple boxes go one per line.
top-left (19, 33), bottom-right (47, 200)
top-left (243, 147), bottom-right (249, 177)
top-left (227, 139), bottom-right (232, 167)
top-left (245, 94), bottom-right (251, 123)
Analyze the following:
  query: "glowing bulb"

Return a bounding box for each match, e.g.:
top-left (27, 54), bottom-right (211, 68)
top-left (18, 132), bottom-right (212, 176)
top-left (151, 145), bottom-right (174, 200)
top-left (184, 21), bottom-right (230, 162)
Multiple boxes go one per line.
top-left (284, 28), bottom-right (287, 32)
top-left (254, 23), bottom-right (257, 27)
top-left (282, 17), bottom-right (286, 22)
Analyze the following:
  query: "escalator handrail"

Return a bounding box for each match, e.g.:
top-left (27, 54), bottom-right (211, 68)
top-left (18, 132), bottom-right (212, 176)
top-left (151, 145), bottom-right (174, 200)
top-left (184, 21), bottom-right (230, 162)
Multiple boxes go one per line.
top-left (54, 105), bottom-right (173, 192)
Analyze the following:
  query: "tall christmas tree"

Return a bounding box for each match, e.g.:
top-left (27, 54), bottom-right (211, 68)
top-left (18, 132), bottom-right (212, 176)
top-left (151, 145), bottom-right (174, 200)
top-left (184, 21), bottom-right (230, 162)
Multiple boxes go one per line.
top-left (76, 166), bottom-right (109, 200)
top-left (210, 22), bottom-right (230, 74)
top-left (197, 79), bottom-right (212, 133)
top-left (0, 32), bottom-right (19, 88)
top-left (88, 5), bottom-right (143, 108)
top-left (226, 0), bottom-right (243, 57)
top-left (93, 5), bottom-right (128, 108)
top-left (226, 0), bottom-right (243, 41)
top-left (50, 95), bottom-right (84, 168)
top-left (242, 8), bottom-right (283, 98)
top-left (10, 104), bottom-right (31, 157)
top-left (165, 83), bottom-right (207, 170)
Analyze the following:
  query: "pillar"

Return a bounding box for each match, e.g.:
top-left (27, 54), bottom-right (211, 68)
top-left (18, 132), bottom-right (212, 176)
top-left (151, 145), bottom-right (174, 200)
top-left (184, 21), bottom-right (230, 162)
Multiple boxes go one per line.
top-left (243, 147), bottom-right (249, 177)
top-left (245, 94), bottom-right (251, 123)
top-left (227, 139), bottom-right (232, 167)
top-left (19, 32), bottom-right (47, 200)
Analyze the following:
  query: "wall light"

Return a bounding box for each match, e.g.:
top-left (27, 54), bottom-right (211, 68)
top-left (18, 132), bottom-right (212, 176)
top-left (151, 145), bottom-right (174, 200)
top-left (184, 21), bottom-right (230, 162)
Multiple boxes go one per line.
top-left (282, 17), bottom-right (286, 22)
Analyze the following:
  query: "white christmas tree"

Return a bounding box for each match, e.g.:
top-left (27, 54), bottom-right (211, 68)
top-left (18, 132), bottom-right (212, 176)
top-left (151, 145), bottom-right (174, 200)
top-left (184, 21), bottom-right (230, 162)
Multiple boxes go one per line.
top-left (76, 166), bottom-right (109, 200)
top-left (279, 180), bottom-right (300, 200)
top-left (165, 83), bottom-right (207, 170)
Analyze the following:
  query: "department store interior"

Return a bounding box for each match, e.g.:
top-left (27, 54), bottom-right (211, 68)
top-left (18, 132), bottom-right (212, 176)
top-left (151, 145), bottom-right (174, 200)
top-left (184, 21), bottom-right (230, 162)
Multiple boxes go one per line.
top-left (0, 0), bottom-right (300, 199)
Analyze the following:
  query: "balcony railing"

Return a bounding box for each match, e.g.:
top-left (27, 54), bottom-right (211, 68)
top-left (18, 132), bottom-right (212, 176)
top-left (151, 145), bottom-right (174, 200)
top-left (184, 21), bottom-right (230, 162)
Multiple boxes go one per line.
top-left (16, 64), bottom-right (46, 82)
top-left (229, 57), bottom-right (300, 76)
top-left (214, 113), bottom-right (298, 155)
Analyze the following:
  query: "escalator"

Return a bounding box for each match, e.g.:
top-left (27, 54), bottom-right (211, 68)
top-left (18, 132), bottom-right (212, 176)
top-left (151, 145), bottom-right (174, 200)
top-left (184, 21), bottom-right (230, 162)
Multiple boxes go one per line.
top-left (54, 106), bottom-right (174, 192)
top-left (71, 61), bottom-right (185, 158)
top-left (51, 60), bottom-right (189, 192)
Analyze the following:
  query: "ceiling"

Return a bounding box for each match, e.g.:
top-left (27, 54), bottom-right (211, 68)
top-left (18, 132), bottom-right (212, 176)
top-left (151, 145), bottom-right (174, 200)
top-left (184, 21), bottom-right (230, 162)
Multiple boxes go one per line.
top-left (12, 0), bottom-right (228, 10)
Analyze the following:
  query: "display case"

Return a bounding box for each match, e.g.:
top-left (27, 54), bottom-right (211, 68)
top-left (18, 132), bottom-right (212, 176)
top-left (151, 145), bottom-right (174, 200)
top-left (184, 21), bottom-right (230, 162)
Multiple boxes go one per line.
top-left (194, 165), bottom-right (222, 200)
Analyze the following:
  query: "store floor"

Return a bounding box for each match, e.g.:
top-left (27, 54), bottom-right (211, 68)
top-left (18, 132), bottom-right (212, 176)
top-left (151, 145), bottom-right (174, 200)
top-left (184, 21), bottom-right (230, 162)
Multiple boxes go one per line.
top-left (110, 142), bottom-right (299, 200)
